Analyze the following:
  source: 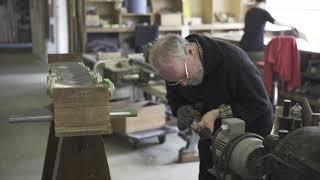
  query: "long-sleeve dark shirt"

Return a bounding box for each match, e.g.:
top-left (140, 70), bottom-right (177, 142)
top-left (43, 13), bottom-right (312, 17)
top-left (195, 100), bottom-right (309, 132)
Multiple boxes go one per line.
top-left (166, 34), bottom-right (273, 136)
top-left (240, 7), bottom-right (275, 51)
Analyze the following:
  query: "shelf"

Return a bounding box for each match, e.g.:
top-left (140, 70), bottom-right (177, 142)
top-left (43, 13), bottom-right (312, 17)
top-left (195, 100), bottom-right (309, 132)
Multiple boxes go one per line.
top-left (211, 23), bottom-right (244, 30)
top-left (87, 27), bottom-right (135, 33)
top-left (302, 72), bottom-right (320, 81)
top-left (122, 13), bottom-right (152, 17)
top-left (86, 0), bottom-right (121, 2)
top-left (159, 23), bottom-right (243, 32)
top-left (86, 23), bottom-right (244, 33)
top-left (158, 25), bottom-right (215, 32)
top-left (158, 26), bottom-right (182, 32)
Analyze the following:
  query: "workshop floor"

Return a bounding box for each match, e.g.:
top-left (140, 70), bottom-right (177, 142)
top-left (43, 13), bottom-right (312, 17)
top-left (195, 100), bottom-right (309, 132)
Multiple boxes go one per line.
top-left (0, 54), bottom-right (198, 180)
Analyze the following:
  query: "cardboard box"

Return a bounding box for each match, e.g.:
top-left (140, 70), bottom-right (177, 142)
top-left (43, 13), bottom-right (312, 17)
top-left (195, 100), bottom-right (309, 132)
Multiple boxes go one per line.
top-left (160, 13), bottom-right (182, 26)
top-left (111, 102), bottom-right (166, 133)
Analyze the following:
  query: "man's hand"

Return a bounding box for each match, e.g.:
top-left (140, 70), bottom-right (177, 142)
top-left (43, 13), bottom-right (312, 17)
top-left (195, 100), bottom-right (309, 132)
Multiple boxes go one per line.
top-left (192, 109), bottom-right (219, 133)
top-left (177, 105), bottom-right (201, 131)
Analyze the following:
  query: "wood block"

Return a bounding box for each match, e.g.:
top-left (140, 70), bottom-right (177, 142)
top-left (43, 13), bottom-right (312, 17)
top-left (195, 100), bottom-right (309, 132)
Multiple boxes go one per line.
top-left (55, 124), bottom-right (112, 137)
top-left (54, 106), bottom-right (112, 137)
top-left (53, 87), bottom-right (109, 108)
top-left (111, 102), bottom-right (166, 133)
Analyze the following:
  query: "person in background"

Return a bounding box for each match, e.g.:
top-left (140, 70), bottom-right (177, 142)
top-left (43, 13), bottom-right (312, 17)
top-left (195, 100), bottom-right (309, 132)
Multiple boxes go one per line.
top-left (148, 33), bottom-right (273, 180)
top-left (239, 0), bottom-right (293, 63)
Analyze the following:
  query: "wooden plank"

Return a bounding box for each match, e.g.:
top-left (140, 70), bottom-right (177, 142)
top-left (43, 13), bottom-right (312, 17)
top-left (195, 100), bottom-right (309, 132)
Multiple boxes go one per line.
top-left (202, 0), bottom-right (214, 24)
top-left (55, 124), bottom-right (112, 137)
top-left (122, 13), bottom-right (152, 17)
top-left (87, 0), bottom-right (120, 2)
top-left (31, 0), bottom-right (47, 61)
top-left (79, 0), bottom-right (86, 52)
top-left (86, 23), bottom-right (243, 33)
top-left (48, 53), bottom-right (83, 63)
top-left (67, 0), bottom-right (86, 53)
top-left (53, 87), bottom-right (109, 108)
top-left (67, 0), bottom-right (75, 53)
top-left (86, 27), bottom-right (135, 33)
top-left (43, 0), bottom-right (49, 38)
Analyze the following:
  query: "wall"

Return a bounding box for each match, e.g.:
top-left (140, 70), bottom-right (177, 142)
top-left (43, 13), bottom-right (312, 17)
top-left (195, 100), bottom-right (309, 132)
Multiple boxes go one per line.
top-left (47, 0), bottom-right (69, 54)
top-left (0, 5), bottom-right (8, 42)
top-left (189, 0), bottom-right (202, 17)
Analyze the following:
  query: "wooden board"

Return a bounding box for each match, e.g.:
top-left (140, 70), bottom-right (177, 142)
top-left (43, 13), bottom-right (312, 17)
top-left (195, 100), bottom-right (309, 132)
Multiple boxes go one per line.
top-left (55, 124), bottom-right (112, 137)
top-left (48, 53), bottom-right (83, 63)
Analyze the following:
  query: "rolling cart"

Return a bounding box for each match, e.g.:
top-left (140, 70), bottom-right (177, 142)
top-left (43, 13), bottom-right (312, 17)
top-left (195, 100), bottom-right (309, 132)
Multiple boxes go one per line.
top-left (115, 125), bottom-right (177, 148)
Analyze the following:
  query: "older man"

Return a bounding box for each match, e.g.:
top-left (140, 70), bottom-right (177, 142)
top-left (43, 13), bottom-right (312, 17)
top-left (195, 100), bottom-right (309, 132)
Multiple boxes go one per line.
top-left (148, 33), bottom-right (273, 180)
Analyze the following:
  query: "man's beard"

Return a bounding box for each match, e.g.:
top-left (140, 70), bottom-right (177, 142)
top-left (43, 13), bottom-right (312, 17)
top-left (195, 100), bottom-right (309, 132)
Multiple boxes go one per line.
top-left (187, 63), bottom-right (204, 86)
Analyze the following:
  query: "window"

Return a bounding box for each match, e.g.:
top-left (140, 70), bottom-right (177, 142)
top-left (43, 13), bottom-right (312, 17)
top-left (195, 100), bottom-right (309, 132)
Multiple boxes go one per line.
top-left (267, 0), bottom-right (320, 43)
top-left (0, 0), bottom-right (32, 53)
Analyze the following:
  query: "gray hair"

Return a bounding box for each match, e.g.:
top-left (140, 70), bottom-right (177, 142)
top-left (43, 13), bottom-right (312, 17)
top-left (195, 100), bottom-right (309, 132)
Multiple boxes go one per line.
top-left (148, 34), bottom-right (190, 73)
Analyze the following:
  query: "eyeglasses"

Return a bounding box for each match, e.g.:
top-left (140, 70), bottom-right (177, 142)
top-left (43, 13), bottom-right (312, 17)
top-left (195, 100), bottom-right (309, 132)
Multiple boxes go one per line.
top-left (167, 60), bottom-right (189, 86)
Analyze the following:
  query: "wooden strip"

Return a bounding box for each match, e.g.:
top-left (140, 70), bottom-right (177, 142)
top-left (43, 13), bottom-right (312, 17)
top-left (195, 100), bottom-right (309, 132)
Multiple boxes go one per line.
top-left (48, 53), bottom-right (83, 63)
top-left (55, 124), bottom-right (113, 137)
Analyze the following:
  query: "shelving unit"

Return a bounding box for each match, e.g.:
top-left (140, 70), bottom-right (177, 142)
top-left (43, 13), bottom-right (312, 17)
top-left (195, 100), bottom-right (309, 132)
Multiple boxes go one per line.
top-left (83, 0), bottom-right (249, 53)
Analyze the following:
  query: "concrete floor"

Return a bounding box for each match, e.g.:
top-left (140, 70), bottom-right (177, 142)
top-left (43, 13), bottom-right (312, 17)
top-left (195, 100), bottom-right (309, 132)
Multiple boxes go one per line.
top-left (0, 54), bottom-right (198, 180)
